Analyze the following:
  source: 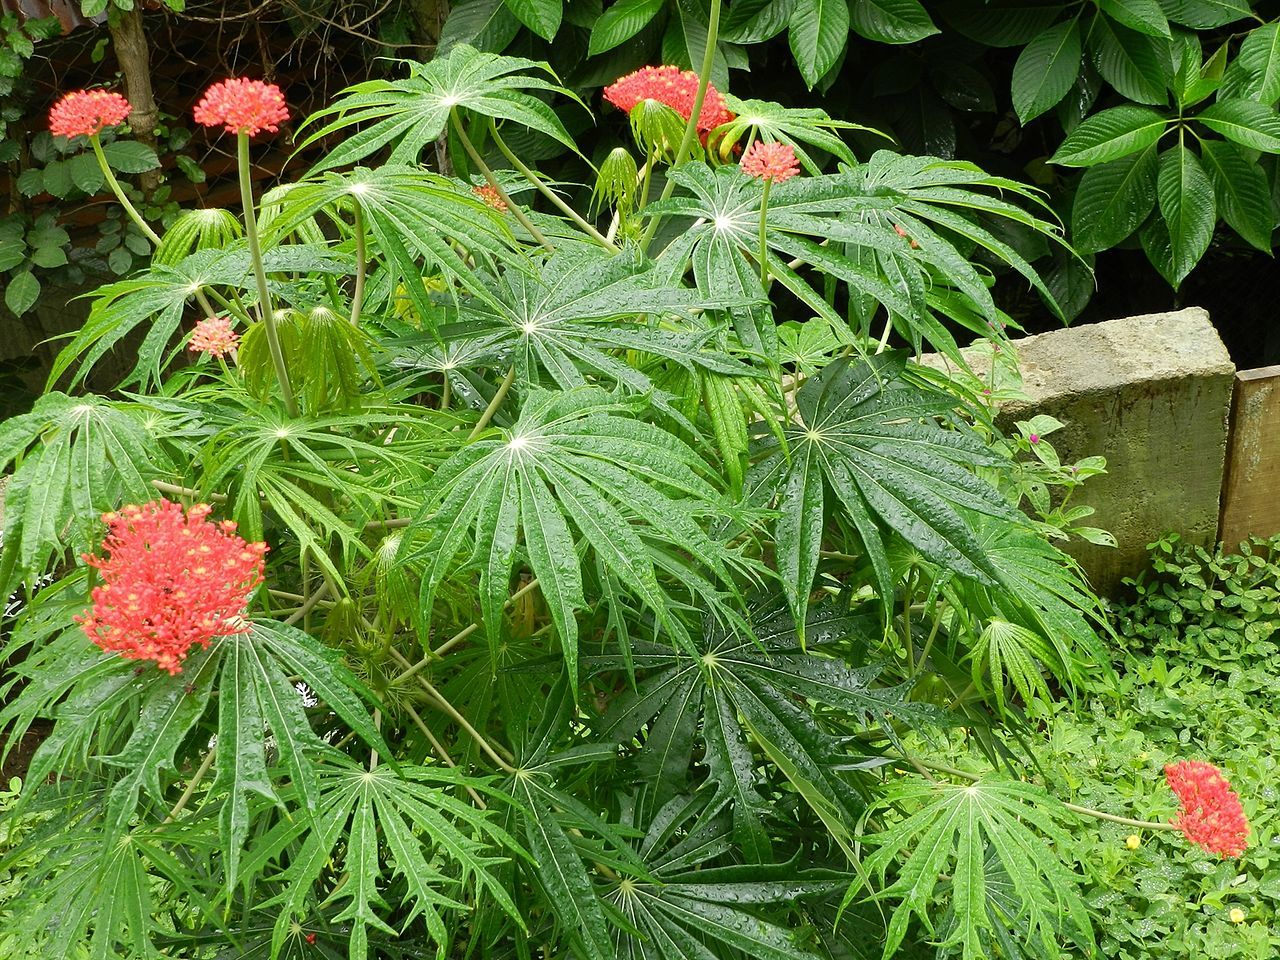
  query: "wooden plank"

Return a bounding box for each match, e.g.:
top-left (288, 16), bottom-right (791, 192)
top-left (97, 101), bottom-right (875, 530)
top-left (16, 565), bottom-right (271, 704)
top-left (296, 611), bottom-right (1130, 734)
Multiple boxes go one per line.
top-left (1219, 365), bottom-right (1280, 548)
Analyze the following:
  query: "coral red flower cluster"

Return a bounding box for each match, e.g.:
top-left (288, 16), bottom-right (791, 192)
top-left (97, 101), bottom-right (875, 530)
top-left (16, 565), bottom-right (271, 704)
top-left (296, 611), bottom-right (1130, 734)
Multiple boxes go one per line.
top-left (77, 500), bottom-right (268, 675)
top-left (1165, 760), bottom-right (1249, 858)
top-left (188, 316), bottom-right (240, 358)
top-left (472, 184), bottom-right (509, 212)
top-left (48, 89), bottom-right (132, 139)
top-left (740, 140), bottom-right (800, 184)
top-left (603, 65), bottom-right (734, 132)
top-left (194, 78), bottom-right (289, 137)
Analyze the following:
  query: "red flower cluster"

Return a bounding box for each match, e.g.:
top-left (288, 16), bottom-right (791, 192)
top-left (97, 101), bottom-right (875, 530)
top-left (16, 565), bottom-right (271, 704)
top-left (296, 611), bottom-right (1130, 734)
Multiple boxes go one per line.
top-left (740, 140), bottom-right (800, 184)
top-left (472, 183), bottom-right (509, 212)
top-left (194, 78), bottom-right (289, 137)
top-left (1165, 760), bottom-right (1250, 858)
top-left (48, 89), bottom-right (132, 139)
top-left (77, 500), bottom-right (268, 675)
top-left (189, 316), bottom-right (240, 358)
top-left (603, 65), bottom-right (734, 132)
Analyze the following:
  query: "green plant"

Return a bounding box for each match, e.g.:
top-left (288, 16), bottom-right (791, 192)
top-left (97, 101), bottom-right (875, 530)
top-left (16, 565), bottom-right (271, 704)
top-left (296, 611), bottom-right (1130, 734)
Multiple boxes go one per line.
top-left (0, 38), bottom-right (1243, 960)
top-left (1113, 532), bottom-right (1280, 676)
top-left (418, 0), bottom-right (1280, 320)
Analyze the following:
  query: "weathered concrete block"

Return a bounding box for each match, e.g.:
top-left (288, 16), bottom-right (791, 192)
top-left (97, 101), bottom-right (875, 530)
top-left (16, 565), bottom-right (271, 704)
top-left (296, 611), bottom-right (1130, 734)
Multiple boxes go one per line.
top-left (932, 308), bottom-right (1236, 596)
top-left (1219, 365), bottom-right (1280, 547)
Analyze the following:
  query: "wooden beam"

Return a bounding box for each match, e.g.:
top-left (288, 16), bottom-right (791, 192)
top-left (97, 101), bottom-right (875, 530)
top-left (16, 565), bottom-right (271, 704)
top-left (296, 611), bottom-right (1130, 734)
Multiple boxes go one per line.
top-left (1219, 365), bottom-right (1280, 549)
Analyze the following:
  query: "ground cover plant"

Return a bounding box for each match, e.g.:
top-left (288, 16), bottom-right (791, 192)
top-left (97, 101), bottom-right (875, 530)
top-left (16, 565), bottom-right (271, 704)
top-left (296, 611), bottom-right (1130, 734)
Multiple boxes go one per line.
top-left (0, 31), bottom-right (1259, 960)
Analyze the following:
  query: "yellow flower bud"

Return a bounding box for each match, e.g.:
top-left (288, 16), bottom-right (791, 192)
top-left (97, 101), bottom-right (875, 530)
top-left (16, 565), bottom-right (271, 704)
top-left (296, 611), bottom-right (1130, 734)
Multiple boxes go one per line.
top-left (1229, 908), bottom-right (1246, 924)
top-left (1125, 834), bottom-right (1141, 850)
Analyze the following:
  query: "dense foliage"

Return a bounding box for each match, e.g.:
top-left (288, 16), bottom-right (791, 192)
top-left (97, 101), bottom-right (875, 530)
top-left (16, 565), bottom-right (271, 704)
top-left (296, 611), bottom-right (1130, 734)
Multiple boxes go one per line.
top-left (0, 35), bottom-right (1257, 960)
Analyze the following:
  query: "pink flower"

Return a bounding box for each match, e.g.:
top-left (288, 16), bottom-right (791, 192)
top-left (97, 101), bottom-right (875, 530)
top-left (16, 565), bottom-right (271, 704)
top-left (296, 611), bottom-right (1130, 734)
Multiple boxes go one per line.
top-left (1029, 433), bottom-right (1040, 444)
top-left (603, 66), bottom-right (734, 133)
top-left (49, 89), bottom-right (131, 139)
top-left (189, 316), bottom-right (240, 358)
top-left (1165, 761), bottom-right (1249, 858)
top-left (194, 78), bottom-right (289, 137)
top-left (77, 501), bottom-right (268, 675)
top-left (472, 184), bottom-right (509, 212)
top-left (740, 140), bottom-right (800, 184)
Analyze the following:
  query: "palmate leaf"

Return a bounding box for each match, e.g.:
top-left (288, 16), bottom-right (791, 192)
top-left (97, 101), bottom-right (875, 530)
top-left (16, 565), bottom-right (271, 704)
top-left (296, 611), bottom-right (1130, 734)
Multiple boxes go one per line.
top-left (2, 620), bottom-right (392, 955)
top-left (607, 793), bottom-right (845, 960)
top-left (397, 247), bottom-right (754, 420)
top-left (297, 44), bottom-right (583, 171)
top-left (48, 244), bottom-right (351, 391)
top-left (747, 352), bottom-right (1022, 635)
top-left (250, 759), bottom-right (523, 960)
top-left (648, 157), bottom-right (1063, 363)
top-left (2, 814), bottom-right (222, 960)
top-left (862, 778), bottom-right (1093, 960)
top-left (943, 517), bottom-right (1114, 705)
top-left (598, 597), bottom-right (936, 862)
top-left (261, 166), bottom-right (523, 321)
top-left (192, 398), bottom-right (448, 585)
top-left (716, 95), bottom-right (877, 172)
top-left (403, 387), bottom-right (744, 693)
top-left (0, 392), bottom-right (169, 596)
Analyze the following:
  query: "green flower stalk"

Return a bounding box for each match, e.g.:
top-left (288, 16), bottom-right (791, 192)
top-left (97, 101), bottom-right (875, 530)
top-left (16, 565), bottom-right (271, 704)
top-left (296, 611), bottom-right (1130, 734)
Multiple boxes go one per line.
top-left (193, 77), bottom-right (298, 416)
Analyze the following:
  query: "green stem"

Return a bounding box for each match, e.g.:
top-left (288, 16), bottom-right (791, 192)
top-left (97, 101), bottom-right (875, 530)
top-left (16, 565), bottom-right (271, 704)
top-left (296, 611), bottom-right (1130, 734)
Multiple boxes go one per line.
top-left (640, 0), bottom-right (722, 251)
top-left (164, 747), bottom-right (217, 823)
top-left (905, 757), bottom-right (1179, 832)
top-left (91, 133), bottom-right (161, 247)
top-left (489, 121), bottom-right (617, 251)
top-left (350, 203), bottom-right (367, 327)
top-left (388, 648), bottom-right (516, 773)
top-left (237, 132), bottom-right (298, 417)
top-left (450, 110), bottom-right (553, 252)
top-left (468, 365), bottom-right (516, 440)
top-left (757, 177), bottom-right (772, 287)
top-left (91, 133), bottom-right (222, 322)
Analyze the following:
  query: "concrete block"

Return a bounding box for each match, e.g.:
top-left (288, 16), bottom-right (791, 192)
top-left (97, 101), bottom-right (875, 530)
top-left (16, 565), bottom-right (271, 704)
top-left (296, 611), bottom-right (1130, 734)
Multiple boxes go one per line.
top-left (931, 308), bottom-right (1236, 596)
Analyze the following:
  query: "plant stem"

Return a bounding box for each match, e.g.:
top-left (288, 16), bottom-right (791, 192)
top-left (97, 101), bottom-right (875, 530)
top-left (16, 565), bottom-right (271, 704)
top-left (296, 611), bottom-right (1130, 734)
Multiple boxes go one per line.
top-left (91, 133), bottom-right (161, 246)
top-left (904, 756), bottom-right (1179, 832)
top-left (388, 648), bottom-right (516, 773)
top-left (489, 121), bottom-right (617, 250)
top-left (349, 203), bottom-right (367, 327)
top-left (402, 702), bottom-right (487, 808)
top-left (164, 747), bottom-right (217, 823)
top-left (450, 110), bottom-right (553, 252)
top-left (639, 0), bottom-right (722, 251)
top-left (757, 178), bottom-right (772, 286)
top-left (284, 580), bottom-right (330, 627)
top-left (237, 131), bottom-right (299, 417)
top-left (468, 364), bottom-right (516, 440)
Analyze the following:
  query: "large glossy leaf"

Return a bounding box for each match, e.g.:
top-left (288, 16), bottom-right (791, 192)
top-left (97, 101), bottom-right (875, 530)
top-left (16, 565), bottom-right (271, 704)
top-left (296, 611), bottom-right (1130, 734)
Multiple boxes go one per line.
top-left (746, 352), bottom-right (1022, 633)
top-left (849, 0), bottom-right (937, 44)
top-left (297, 44), bottom-right (583, 170)
top-left (1200, 139), bottom-right (1274, 251)
top-left (1156, 143), bottom-right (1215, 286)
top-left (787, 0), bottom-right (849, 87)
top-left (1070, 144), bottom-right (1158, 253)
top-left (1195, 98), bottom-right (1280, 153)
top-left (1011, 19), bottom-right (1081, 123)
top-left (403, 387), bottom-right (745, 692)
top-left (1050, 104), bottom-right (1169, 166)
top-left (1090, 16), bottom-right (1171, 105)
